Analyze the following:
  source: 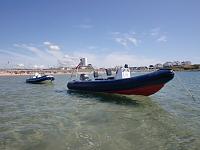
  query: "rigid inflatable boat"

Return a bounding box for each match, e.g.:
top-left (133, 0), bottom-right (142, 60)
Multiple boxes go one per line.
top-left (67, 66), bottom-right (174, 96)
top-left (26, 73), bottom-right (54, 84)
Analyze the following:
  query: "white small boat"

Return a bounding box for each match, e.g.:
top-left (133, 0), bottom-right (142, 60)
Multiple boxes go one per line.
top-left (26, 73), bottom-right (54, 84)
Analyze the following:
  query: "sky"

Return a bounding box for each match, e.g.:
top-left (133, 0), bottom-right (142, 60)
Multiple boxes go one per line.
top-left (0, 0), bottom-right (200, 68)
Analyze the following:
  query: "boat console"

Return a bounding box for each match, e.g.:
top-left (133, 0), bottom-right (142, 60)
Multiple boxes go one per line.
top-left (115, 64), bottom-right (131, 80)
top-left (80, 74), bottom-right (90, 81)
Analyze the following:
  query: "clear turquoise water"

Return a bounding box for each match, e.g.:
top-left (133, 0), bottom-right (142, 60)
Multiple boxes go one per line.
top-left (0, 72), bottom-right (200, 150)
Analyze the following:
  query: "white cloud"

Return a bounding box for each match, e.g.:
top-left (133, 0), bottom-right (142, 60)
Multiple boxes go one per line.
top-left (113, 32), bottom-right (139, 47)
top-left (114, 37), bottom-right (138, 47)
top-left (43, 42), bottom-right (82, 67)
top-left (43, 42), bottom-right (64, 62)
top-left (13, 42), bottom-right (86, 68)
top-left (150, 28), bottom-right (168, 42)
top-left (49, 45), bottom-right (60, 51)
top-left (57, 55), bottom-right (79, 67)
top-left (127, 37), bottom-right (138, 46)
top-left (13, 43), bottom-right (60, 67)
top-left (1, 40), bottom-right (163, 68)
top-left (0, 49), bottom-right (35, 60)
top-left (150, 27), bottom-right (160, 36)
top-left (101, 52), bottom-right (158, 67)
top-left (131, 31), bottom-right (136, 35)
top-left (115, 38), bottom-right (128, 47)
top-left (14, 44), bottom-right (45, 58)
top-left (71, 51), bottom-right (159, 68)
top-left (43, 41), bottom-right (51, 45)
top-left (157, 35), bottom-right (167, 42)
top-left (44, 41), bottom-right (60, 51)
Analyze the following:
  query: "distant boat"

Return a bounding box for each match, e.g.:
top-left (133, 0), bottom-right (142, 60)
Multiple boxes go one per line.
top-left (67, 65), bottom-right (174, 96)
top-left (26, 73), bottom-right (54, 84)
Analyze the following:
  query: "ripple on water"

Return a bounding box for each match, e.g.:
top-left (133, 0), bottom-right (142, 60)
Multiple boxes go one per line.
top-left (0, 73), bottom-right (200, 150)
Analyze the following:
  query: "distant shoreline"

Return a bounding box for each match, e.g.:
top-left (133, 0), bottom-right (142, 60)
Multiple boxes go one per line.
top-left (0, 72), bottom-right (70, 77)
top-left (0, 68), bottom-right (199, 77)
top-left (0, 69), bottom-right (99, 77)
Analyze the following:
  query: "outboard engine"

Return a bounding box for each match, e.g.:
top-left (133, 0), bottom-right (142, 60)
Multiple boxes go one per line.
top-left (80, 74), bottom-right (89, 81)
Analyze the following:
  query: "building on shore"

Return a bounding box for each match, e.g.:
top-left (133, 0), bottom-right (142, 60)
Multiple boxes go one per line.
top-left (163, 62), bottom-right (173, 67)
top-left (149, 65), bottom-right (154, 70)
top-left (163, 60), bottom-right (192, 68)
top-left (172, 61), bottom-right (181, 66)
top-left (80, 58), bottom-right (88, 67)
top-left (181, 61), bottom-right (192, 66)
top-left (154, 63), bottom-right (163, 69)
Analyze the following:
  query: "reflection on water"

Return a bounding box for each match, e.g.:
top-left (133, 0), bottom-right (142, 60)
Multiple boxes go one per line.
top-left (0, 72), bottom-right (200, 150)
top-left (67, 90), bottom-right (139, 106)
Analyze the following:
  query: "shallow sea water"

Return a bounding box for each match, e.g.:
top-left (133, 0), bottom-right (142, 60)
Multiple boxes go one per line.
top-left (0, 72), bottom-right (200, 150)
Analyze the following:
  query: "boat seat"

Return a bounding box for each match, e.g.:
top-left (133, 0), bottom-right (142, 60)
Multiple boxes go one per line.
top-left (95, 78), bottom-right (104, 80)
top-left (93, 71), bottom-right (99, 78)
top-left (80, 74), bottom-right (89, 81)
top-left (106, 69), bottom-right (112, 76)
top-left (107, 77), bottom-right (114, 80)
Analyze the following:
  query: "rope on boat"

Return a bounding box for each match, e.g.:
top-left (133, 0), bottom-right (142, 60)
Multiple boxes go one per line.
top-left (69, 63), bottom-right (80, 81)
top-left (175, 72), bottom-right (196, 102)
